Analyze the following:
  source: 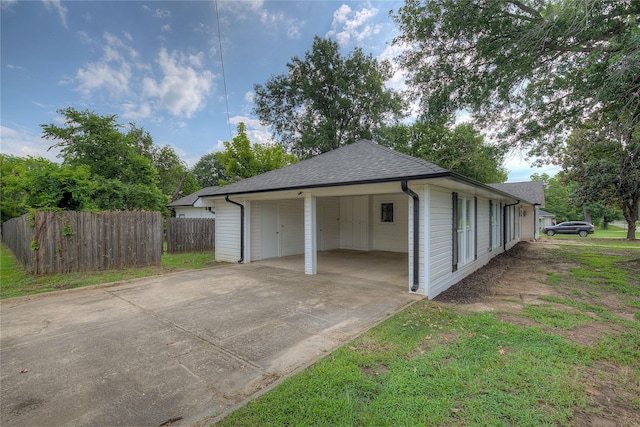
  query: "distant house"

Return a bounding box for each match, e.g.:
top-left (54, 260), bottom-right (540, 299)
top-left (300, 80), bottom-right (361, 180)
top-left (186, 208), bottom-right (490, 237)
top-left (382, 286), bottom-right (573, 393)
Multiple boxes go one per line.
top-left (488, 181), bottom-right (546, 240)
top-left (195, 140), bottom-right (539, 299)
top-left (538, 209), bottom-right (556, 230)
top-left (166, 186), bottom-right (218, 218)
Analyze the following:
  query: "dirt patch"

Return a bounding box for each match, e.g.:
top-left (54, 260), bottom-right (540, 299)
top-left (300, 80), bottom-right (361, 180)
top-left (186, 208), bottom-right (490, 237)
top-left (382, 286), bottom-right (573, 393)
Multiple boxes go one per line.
top-left (359, 363), bottom-right (389, 377)
top-left (434, 241), bottom-right (640, 426)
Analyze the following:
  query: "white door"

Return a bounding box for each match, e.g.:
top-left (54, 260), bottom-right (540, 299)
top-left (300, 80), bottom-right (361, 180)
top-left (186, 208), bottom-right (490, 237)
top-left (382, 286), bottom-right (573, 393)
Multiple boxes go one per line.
top-left (261, 202), bottom-right (279, 259)
top-left (339, 195), bottom-right (369, 250)
top-left (352, 195), bottom-right (369, 250)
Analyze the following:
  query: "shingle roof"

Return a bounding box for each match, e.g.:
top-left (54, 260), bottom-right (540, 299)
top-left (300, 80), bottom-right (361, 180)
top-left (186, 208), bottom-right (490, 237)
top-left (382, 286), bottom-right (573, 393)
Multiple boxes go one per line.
top-left (166, 186), bottom-right (219, 207)
top-left (488, 181), bottom-right (545, 206)
top-left (198, 140), bottom-right (451, 197)
top-left (539, 209), bottom-right (555, 217)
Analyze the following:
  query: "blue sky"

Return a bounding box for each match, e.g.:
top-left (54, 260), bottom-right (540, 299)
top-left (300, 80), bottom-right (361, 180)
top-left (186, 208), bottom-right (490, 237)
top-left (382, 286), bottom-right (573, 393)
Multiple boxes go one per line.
top-left (1, 0), bottom-right (558, 182)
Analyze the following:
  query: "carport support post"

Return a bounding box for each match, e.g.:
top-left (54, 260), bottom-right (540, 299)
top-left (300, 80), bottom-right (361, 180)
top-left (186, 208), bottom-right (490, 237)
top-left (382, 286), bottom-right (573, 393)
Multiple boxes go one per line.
top-left (304, 194), bottom-right (317, 275)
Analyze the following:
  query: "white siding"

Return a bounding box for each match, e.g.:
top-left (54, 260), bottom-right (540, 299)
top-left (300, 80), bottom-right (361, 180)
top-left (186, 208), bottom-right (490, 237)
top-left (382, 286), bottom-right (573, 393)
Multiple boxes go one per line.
top-left (371, 193), bottom-right (408, 252)
top-left (215, 202), bottom-right (242, 263)
top-left (250, 201), bottom-right (262, 260)
top-left (429, 186), bottom-right (453, 285)
top-left (520, 205), bottom-right (535, 240)
top-left (426, 187), bottom-right (509, 299)
top-left (173, 207), bottom-right (214, 219)
top-left (279, 199), bottom-right (304, 256)
top-left (317, 197), bottom-right (340, 250)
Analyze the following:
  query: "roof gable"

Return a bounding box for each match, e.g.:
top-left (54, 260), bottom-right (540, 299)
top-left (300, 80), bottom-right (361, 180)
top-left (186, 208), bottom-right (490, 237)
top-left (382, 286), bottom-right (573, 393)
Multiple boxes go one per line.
top-left (199, 140), bottom-right (450, 197)
top-left (488, 181), bottom-right (545, 206)
top-left (167, 186), bottom-right (219, 207)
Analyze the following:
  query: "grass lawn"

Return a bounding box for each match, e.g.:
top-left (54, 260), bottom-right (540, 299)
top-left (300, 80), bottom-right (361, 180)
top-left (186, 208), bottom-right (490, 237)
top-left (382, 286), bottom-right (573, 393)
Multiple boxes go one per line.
top-left (218, 238), bottom-right (640, 426)
top-left (0, 244), bottom-right (221, 299)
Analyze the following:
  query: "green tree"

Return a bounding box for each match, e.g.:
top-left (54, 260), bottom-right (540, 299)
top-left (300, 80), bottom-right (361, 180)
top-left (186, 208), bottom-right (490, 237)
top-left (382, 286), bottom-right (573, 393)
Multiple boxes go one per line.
top-left (150, 145), bottom-right (198, 199)
top-left (376, 122), bottom-right (508, 183)
top-left (39, 107), bottom-right (168, 212)
top-left (393, 0), bottom-right (639, 238)
top-left (531, 173), bottom-right (582, 223)
top-left (1, 155), bottom-right (30, 222)
top-left (254, 36), bottom-right (406, 158)
top-left (217, 123), bottom-right (298, 185)
top-left (41, 107), bottom-right (158, 186)
top-left (192, 152), bottom-right (229, 188)
top-left (561, 125), bottom-right (639, 239)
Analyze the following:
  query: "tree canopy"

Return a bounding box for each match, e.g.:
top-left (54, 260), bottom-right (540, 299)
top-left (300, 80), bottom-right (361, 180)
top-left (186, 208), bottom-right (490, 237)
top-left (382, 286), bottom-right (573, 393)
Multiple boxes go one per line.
top-left (393, 0), bottom-right (639, 150)
top-left (253, 36), bottom-right (406, 158)
top-left (217, 123), bottom-right (298, 185)
top-left (393, 0), bottom-right (639, 238)
top-left (561, 124), bottom-right (639, 239)
top-left (376, 122), bottom-right (508, 183)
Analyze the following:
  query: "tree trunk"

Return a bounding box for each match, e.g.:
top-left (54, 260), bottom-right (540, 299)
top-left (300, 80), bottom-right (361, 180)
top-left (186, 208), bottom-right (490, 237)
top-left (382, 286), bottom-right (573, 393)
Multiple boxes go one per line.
top-left (622, 199), bottom-right (638, 240)
top-left (583, 205), bottom-right (592, 224)
top-left (171, 172), bottom-right (188, 202)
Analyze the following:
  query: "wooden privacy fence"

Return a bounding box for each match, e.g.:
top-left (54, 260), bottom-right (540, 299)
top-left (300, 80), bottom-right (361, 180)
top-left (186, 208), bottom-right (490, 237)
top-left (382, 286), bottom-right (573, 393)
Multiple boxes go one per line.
top-left (1, 211), bottom-right (163, 275)
top-left (166, 218), bottom-right (215, 253)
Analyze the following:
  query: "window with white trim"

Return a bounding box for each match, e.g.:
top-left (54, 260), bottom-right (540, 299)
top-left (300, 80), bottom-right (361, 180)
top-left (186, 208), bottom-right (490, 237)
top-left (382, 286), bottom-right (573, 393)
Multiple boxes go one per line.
top-left (456, 196), bottom-right (475, 266)
top-left (490, 201), bottom-right (500, 249)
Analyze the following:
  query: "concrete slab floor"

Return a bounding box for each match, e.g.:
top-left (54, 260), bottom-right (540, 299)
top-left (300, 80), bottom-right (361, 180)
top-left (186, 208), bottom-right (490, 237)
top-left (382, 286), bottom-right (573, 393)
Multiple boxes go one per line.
top-left (1, 257), bottom-right (421, 426)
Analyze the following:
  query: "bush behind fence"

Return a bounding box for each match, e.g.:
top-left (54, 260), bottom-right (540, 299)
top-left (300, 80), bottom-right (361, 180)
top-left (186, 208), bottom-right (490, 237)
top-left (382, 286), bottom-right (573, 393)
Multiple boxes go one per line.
top-left (1, 211), bottom-right (163, 275)
top-left (166, 218), bottom-right (215, 253)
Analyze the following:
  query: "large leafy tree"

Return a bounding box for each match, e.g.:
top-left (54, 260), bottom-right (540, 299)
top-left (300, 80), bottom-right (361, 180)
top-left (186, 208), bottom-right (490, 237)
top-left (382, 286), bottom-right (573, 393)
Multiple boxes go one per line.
top-left (217, 123), bottom-right (298, 185)
top-left (42, 108), bottom-right (158, 186)
top-left (376, 122), bottom-right (508, 183)
top-left (192, 152), bottom-right (229, 188)
top-left (561, 124), bottom-right (639, 239)
top-left (253, 36), bottom-right (406, 158)
top-left (39, 107), bottom-right (167, 212)
top-left (393, 0), bottom-right (640, 238)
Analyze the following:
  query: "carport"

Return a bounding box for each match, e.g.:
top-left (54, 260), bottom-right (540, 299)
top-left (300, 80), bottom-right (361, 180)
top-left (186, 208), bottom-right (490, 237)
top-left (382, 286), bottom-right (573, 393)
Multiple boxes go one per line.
top-left (257, 249), bottom-right (409, 288)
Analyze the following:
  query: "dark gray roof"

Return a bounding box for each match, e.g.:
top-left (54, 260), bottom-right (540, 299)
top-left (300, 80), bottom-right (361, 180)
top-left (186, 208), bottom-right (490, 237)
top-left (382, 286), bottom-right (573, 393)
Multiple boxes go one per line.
top-left (488, 181), bottom-right (545, 206)
top-left (167, 186), bottom-right (219, 207)
top-left (539, 209), bottom-right (555, 217)
top-left (198, 140), bottom-right (451, 197)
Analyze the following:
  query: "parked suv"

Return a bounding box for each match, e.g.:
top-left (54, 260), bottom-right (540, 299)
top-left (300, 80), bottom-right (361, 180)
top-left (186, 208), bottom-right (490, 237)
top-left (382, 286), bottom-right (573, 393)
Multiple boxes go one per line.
top-left (542, 221), bottom-right (595, 237)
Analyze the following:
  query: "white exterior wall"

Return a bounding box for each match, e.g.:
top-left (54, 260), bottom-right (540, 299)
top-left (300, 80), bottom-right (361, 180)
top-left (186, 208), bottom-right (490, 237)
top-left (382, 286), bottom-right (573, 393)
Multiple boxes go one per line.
top-left (519, 205), bottom-right (535, 240)
top-left (425, 186), bottom-right (512, 299)
top-left (250, 201), bottom-right (262, 260)
top-left (215, 201), bottom-right (242, 263)
top-left (317, 197), bottom-right (340, 250)
top-left (279, 199), bottom-right (304, 256)
top-left (371, 193), bottom-right (408, 252)
top-left (173, 206), bottom-right (214, 219)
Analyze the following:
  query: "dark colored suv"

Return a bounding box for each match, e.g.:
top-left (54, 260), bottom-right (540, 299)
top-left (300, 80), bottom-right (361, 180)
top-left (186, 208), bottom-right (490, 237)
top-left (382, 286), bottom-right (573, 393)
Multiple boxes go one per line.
top-left (542, 221), bottom-right (595, 237)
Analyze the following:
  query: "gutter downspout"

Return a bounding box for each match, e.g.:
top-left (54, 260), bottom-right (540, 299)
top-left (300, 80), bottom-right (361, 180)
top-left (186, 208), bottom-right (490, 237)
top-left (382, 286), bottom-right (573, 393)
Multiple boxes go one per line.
top-left (503, 200), bottom-right (520, 252)
top-left (401, 181), bottom-right (420, 292)
top-left (533, 203), bottom-right (541, 241)
top-left (225, 195), bottom-right (244, 263)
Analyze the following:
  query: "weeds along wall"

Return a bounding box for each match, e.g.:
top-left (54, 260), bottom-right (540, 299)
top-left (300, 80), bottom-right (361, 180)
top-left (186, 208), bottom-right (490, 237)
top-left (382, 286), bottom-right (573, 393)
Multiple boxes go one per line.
top-left (1, 211), bottom-right (163, 275)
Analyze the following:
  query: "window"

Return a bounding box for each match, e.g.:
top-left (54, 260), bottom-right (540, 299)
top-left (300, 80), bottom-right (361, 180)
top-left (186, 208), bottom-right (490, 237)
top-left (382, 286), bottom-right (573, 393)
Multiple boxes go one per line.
top-left (453, 193), bottom-right (475, 270)
top-left (381, 203), bottom-right (394, 223)
top-left (490, 201), bottom-right (500, 249)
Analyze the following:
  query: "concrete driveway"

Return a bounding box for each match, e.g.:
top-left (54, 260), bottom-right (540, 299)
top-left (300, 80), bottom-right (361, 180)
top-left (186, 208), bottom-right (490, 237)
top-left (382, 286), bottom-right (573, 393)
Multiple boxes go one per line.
top-left (1, 262), bottom-right (420, 426)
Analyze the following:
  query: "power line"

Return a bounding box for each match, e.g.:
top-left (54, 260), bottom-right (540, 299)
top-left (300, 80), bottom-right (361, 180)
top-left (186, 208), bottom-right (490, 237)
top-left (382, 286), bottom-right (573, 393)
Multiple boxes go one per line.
top-left (214, 0), bottom-right (232, 140)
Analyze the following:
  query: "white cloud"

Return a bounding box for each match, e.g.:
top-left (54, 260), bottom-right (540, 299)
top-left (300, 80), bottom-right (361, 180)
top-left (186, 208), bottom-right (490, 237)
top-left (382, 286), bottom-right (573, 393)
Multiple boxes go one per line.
top-left (42, 0), bottom-right (68, 28)
top-left (327, 4), bottom-right (381, 47)
top-left (143, 48), bottom-right (214, 118)
top-left (152, 8), bottom-right (171, 18)
top-left (161, 24), bottom-right (172, 33)
top-left (121, 101), bottom-right (152, 120)
top-left (75, 32), bottom-right (139, 97)
top-left (0, 125), bottom-right (61, 161)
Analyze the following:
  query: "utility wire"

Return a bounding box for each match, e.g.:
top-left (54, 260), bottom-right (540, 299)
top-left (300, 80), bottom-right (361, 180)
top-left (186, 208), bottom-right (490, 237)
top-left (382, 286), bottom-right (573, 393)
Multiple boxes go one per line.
top-left (215, 0), bottom-right (233, 140)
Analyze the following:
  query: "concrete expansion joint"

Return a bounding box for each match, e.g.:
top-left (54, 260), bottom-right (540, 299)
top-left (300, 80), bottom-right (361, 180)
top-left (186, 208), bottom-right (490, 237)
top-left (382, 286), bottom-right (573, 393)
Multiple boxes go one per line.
top-left (103, 288), bottom-right (264, 372)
